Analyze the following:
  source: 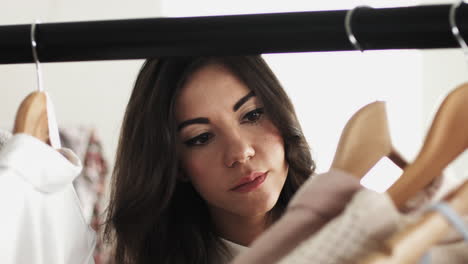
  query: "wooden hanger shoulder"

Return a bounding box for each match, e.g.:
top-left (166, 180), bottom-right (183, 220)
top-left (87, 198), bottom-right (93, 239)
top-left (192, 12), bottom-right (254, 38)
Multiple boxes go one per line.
top-left (388, 83), bottom-right (468, 208)
top-left (331, 101), bottom-right (406, 178)
top-left (13, 91), bottom-right (50, 145)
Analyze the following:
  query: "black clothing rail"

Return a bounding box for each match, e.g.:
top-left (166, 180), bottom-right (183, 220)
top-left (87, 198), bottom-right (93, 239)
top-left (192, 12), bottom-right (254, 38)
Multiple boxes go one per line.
top-left (1, 4), bottom-right (467, 64)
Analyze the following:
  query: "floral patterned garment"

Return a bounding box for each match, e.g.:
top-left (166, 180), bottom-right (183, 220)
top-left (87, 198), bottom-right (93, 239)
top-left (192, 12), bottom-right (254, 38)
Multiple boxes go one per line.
top-left (60, 127), bottom-right (110, 264)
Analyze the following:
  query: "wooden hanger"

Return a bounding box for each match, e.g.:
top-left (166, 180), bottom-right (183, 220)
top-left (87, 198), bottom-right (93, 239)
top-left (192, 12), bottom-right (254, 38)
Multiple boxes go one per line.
top-left (359, 4), bottom-right (468, 261)
top-left (387, 83), bottom-right (468, 208)
top-left (360, 82), bottom-right (468, 263)
top-left (13, 21), bottom-right (61, 148)
top-left (331, 101), bottom-right (407, 179)
top-left (13, 91), bottom-right (50, 145)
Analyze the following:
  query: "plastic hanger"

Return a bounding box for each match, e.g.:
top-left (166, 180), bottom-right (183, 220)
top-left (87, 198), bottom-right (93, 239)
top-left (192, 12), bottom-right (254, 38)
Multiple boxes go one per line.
top-left (13, 21), bottom-right (61, 148)
top-left (331, 9), bottom-right (407, 178)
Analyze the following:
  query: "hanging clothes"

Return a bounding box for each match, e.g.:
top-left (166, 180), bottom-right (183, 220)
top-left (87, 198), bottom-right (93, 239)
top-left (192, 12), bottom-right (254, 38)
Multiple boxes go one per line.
top-left (214, 238), bottom-right (248, 263)
top-left (0, 130), bottom-right (11, 149)
top-left (278, 189), bottom-right (397, 264)
top-left (420, 202), bottom-right (468, 263)
top-left (276, 177), bottom-right (468, 264)
top-left (59, 126), bottom-right (110, 264)
top-left (0, 133), bottom-right (96, 264)
top-left (231, 169), bottom-right (362, 264)
top-left (231, 168), bottom-right (468, 264)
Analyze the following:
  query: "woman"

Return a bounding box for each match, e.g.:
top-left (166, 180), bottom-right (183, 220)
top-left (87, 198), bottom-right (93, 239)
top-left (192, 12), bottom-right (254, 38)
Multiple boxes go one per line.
top-left (0, 55), bottom-right (455, 264)
top-left (103, 56), bottom-right (315, 263)
top-left (0, 55), bottom-right (361, 264)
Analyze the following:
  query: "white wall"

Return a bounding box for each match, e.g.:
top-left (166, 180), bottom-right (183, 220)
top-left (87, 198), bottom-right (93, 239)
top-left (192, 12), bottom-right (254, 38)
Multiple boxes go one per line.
top-left (0, 0), bottom-right (163, 170)
top-left (161, 0), bottom-right (420, 15)
top-left (264, 51), bottom-right (423, 191)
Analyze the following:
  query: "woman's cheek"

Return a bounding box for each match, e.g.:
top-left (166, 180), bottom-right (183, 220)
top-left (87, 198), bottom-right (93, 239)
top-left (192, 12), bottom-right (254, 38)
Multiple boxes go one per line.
top-left (182, 153), bottom-right (216, 185)
top-left (259, 121), bottom-right (284, 149)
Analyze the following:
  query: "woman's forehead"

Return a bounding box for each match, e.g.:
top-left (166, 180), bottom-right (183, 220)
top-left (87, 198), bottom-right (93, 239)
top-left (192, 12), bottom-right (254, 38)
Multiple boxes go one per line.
top-left (175, 64), bottom-right (252, 116)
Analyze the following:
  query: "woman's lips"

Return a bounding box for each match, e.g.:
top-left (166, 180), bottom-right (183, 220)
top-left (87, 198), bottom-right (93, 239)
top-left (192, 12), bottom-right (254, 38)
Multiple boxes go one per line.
top-left (231, 172), bottom-right (267, 193)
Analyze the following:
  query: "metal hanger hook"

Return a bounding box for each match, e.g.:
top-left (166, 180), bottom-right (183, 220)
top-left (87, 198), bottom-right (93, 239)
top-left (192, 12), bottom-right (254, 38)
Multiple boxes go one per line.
top-left (345, 5), bottom-right (372, 52)
top-left (450, 0), bottom-right (468, 65)
top-left (31, 20), bottom-right (44, 92)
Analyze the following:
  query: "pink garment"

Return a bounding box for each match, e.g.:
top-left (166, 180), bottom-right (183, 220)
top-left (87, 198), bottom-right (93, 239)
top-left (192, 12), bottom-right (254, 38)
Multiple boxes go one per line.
top-left (278, 189), bottom-right (400, 264)
top-left (277, 189), bottom-right (468, 264)
top-left (231, 169), bottom-right (362, 264)
top-left (232, 168), bottom-right (468, 264)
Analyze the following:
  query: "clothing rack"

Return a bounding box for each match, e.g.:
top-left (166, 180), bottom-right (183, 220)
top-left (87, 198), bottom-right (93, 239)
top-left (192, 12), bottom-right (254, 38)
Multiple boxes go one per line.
top-left (0, 4), bottom-right (467, 64)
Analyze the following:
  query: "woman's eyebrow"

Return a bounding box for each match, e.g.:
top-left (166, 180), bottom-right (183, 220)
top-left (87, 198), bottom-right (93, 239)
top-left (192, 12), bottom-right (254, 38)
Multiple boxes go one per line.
top-left (233, 91), bottom-right (255, 112)
top-left (178, 91), bottom-right (256, 132)
top-left (178, 117), bottom-right (209, 132)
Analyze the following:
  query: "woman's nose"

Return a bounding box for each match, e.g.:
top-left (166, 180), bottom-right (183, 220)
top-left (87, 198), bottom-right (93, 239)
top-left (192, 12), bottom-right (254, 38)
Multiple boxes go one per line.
top-left (223, 132), bottom-right (255, 168)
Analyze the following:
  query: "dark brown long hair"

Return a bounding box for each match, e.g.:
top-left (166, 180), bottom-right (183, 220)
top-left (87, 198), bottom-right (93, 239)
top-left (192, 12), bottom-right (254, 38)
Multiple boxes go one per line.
top-left (104, 56), bottom-right (315, 264)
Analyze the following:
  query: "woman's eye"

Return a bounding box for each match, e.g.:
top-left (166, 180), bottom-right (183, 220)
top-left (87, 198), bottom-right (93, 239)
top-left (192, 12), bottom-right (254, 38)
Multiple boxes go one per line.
top-left (243, 108), bottom-right (264, 123)
top-left (184, 132), bottom-right (213, 147)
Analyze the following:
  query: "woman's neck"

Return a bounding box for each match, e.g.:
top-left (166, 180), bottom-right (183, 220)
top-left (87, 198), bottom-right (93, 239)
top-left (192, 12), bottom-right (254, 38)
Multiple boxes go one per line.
top-left (211, 209), bottom-right (271, 246)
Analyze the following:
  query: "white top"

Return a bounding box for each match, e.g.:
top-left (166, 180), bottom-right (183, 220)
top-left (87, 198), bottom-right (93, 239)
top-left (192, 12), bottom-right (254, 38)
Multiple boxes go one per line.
top-left (0, 133), bottom-right (251, 264)
top-left (219, 238), bottom-right (248, 262)
top-left (0, 134), bottom-right (96, 264)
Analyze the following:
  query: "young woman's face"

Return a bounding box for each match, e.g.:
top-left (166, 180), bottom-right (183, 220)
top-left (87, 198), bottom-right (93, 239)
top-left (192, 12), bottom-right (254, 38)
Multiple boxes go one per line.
top-left (175, 63), bottom-right (288, 220)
